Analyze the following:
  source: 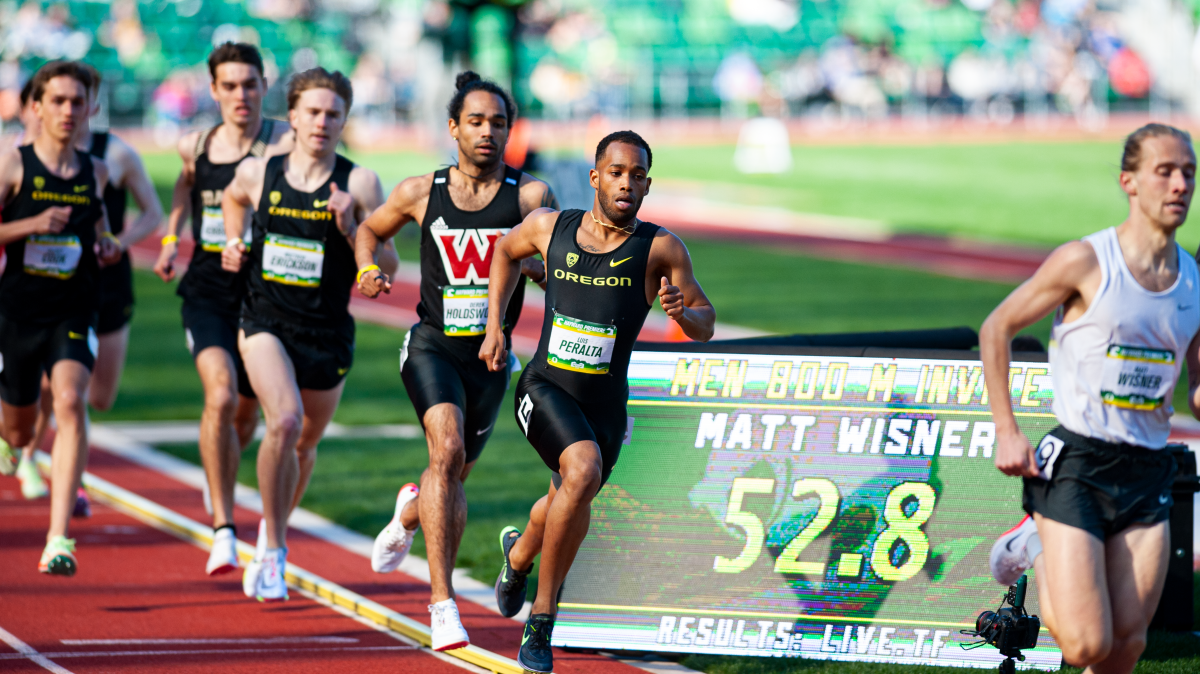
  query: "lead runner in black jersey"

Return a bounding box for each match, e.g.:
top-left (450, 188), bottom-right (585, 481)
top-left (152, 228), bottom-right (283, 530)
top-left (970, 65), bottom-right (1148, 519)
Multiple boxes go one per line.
top-left (222, 68), bottom-right (391, 602)
top-left (354, 71), bottom-right (553, 651)
top-left (481, 131), bottom-right (715, 672)
top-left (153, 43), bottom-right (295, 577)
top-left (0, 61), bottom-right (121, 577)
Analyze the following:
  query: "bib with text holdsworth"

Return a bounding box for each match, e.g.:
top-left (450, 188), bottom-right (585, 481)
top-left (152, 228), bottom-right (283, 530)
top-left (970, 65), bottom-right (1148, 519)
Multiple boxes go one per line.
top-left (262, 233), bottom-right (324, 287)
top-left (442, 286), bottom-right (489, 336)
top-left (23, 234), bottom-right (82, 279)
top-left (1100, 344), bottom-right (1175, 410)
top-left (547, 313), bottom-right (617, 374)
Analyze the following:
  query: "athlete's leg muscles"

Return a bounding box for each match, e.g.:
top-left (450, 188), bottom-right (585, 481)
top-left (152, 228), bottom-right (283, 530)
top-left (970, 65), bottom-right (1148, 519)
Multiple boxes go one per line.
top-left (195, 346), bottom-right (244, 529)
top-left (532, 441), bottom-right (603, 615)
top-left (240, 331), bottom-right (303, 549)
top-left (87, 325), bottom-right (130, 411)
top-left (291, 384), bottom-right (346, 514)
top-left (235, 395), bottom-right (260, 450)
top-left (415, 402), bottom-right (470, 602)
top-left (21, 375), bottom-right (52, 460)
top-left (46, 360), bottom-right (91, 540)
top-left (1086, 522), bottom-right (1170, 674)
top-left (0, 400), bottom-right (38, 450)
top-left (508, 482), bottom-right (554, 572)
top-left (398, 457), bottom-right (475, 530)
top-left (1031, 513), bottom-right (1111, 667)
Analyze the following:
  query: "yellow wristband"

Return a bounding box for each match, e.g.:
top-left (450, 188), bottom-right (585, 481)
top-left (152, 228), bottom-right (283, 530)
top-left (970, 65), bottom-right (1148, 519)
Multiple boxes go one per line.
top-left (224, 237), bottom-right (242, 249)
top-left (101, 232), bottom-right (122, 247)
top-left (161, 234), bottom-right (179, 246)
top-left (357, 264), bottom-right (381, 284)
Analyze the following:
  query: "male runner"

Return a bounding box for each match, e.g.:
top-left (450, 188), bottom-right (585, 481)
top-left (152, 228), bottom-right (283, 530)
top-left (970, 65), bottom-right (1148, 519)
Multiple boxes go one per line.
top-left (0, 60), bottom-right (122, 575)
top-left (222, 67), bottom-right (394, 601)
top-left (481, 131), bottom-right (715, 672)
top-left (355, 70), bottom-right (552, 651)
top-left (153, 42), bottom-right (292, 576)
top-left (983, 124), bottom-right (1196, 674)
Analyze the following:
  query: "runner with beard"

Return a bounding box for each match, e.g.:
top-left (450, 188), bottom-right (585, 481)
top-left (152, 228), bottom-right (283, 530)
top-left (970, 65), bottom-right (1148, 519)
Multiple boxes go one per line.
top-left (153, 43), bottom-right (294, 576)
top-left (0, 60), bottom-right (122, 575)
top-left (481, 131), bottom-right (715, 672)
top-left (356, 71), bottom-right (552, 651)
top-left (222, 67), bottom-right (394, 601)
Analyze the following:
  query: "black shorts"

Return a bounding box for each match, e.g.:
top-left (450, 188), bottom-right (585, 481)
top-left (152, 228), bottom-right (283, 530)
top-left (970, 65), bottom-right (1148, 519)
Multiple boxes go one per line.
top-left (97, 254), bottom-right (134, 334)
top-left (0, 312), bottom-right (95, 406)
top-left (181, 301), bottom-right (255, 398)
top-left (514, 367), bottom-right (630, 487)
top-left (400, 322), bottom-right (510, 464)
top-left (1023, 425), bottom-right (1177, 540)
top-left (241, 315), bottom-right (354, 392)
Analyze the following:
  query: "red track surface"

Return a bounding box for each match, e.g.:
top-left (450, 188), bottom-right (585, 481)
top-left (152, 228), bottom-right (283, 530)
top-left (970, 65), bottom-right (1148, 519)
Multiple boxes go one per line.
top-left (0, 446), bottom-right (646, 674)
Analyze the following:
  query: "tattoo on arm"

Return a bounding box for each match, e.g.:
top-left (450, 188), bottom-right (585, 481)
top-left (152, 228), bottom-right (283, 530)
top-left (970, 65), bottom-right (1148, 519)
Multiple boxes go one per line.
top-left (540, 186), bottom-right (559, 210)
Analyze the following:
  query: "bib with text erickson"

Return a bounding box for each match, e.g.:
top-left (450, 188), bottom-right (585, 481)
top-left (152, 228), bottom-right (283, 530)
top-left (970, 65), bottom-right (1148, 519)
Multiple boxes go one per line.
top-left (200, 206), bottom-right (226, 252)
top-left (262, 233), bottom-right (324, 287)
top-left (23, 234), bottom-right (82, 279)
top-left (547, 313), bottom-right (616, 374)
top-left (1100, 344), bottom-right (1176, 410)
top-left (443, 286), bottom-right (489, 336)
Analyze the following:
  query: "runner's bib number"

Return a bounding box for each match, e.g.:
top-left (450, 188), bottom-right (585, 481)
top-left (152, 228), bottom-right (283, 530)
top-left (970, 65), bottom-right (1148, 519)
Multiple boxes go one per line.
top-left (200, 207), bottom-right (226, 252)
top-left (262, 233), bottom-right (324, 287)
top-left (23, 234), bottom-right (82, 279)
top-left (443, 286), bottom-right (489, 336)
top-left (1100, 344), bottom-right (1176, 410)
top-left (547, 313), bottom-right (616, 374)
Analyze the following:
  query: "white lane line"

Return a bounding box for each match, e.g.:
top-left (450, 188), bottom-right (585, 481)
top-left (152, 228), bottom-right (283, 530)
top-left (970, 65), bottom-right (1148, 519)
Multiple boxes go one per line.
top-left (0, 646), bottom-right (416, 660)
top-left (0, 626), bottom-right (74, 673)
top-left (61, 637), bottom-right (358, 645)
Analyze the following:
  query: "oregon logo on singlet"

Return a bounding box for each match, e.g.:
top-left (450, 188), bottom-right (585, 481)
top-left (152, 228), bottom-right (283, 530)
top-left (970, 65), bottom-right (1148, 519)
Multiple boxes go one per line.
top-left (433, 226), bottom-right (509, 285)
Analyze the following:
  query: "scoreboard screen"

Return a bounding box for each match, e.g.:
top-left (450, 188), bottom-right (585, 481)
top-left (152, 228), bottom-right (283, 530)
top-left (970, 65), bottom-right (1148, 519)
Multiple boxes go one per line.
top-left (553, 350), bottom-right (1063, 670)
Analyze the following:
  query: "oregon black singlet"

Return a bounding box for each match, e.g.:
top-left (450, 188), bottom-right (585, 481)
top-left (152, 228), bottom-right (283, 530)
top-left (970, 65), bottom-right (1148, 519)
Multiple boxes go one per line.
top-left (177, 119), bottom-right (277, 315)
top-left (0, 145), bottom-right (104, 324)
top-left (243, 153), bottom-right (357, 329)
top-left (532, 209), bottom-right (658, 399)
top-left (417, 165), bottom-right (526, 342)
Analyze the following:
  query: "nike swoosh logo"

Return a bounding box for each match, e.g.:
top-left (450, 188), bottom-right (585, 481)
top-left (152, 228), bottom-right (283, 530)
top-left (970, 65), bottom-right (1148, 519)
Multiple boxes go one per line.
top-left (337, 367), bottom-right (349, 375)
top-left (68, 331), bottom-right (85, 340)
top-left (74, 185), bottom-right (88, 193)
top-left (1005, 537), bottom-right (1017, 552)
top-left (313, 199), bottom-right (330, 208)
top-left (609, 256), bottom-right (632, 267)
top-left (1179, 305), bottom-right (1191, 311)
top-left (1159, 494), bottom-right (1170, 504)
top-left (476, 423), bottom-right (494, 436)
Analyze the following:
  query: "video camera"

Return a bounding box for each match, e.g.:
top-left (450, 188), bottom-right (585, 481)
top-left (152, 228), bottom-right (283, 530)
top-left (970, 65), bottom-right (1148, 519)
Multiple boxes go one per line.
top-left (961, 574), bottom-right (1041, 674)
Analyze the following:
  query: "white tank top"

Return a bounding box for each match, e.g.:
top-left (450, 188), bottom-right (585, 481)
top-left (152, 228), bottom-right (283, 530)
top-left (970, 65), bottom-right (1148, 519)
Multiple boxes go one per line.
top-left (1050, 227), bottom-right (1200, 448)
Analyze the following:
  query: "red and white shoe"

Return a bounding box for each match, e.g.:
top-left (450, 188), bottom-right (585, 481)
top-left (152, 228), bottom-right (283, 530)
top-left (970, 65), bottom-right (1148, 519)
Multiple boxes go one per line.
top-left (990, 515), bottom-right (1038, 586)
top-left (371, 483), bottom-right (419, 574)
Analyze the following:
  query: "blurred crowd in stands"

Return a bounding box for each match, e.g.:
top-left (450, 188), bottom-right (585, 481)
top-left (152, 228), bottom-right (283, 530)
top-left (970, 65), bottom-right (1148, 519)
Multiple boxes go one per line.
top-left (0, 0), bottom-right (1195, 137)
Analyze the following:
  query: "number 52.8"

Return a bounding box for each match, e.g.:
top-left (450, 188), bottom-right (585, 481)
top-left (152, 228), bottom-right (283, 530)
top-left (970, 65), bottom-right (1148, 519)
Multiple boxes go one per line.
top-left (713, 478), bottom-right (936, 582)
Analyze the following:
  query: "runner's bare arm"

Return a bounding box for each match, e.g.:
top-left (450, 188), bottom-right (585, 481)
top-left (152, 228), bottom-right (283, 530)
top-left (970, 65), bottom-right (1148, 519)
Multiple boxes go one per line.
top-left (92, 158), bottom-right (122, 266)
top-left (220, 157), bottom-right (265, 272)
top-left (1187, 330), bottom-right (1200, 421)
top-left (155, 132), bottom-right (199, 281)
top-left (0, 146), bottom-right (72, 246)
top-left (480, 208), bottom-right (558, 371)
top-left (355, 174), bottom-right (432, 298)
top-left (266, 122), bottom-right (295, 156)
top-left (980, 240), bottom-right (1100, 477)
top-left (109, 134), bottom-right (164, 249)
top-left (650, 229), bottom-right (715, 342)
top-left (516, 174), bottom-right (555, 287)
top-left (348, 166), bottom-right (397, 278)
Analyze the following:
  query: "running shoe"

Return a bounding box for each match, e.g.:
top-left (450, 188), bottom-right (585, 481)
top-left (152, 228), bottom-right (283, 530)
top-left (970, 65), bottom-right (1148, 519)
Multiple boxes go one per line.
top-left (428, 598), bottom-right (469, 651)
top-left (16, 457), bottom-right (48, 500)
top-left (495, 526), bottom-right (531, 618)
top-left (0, 437), bottom-right (15, 476)
top-left (517, 613), bottom-right (556, 673)
top-left (38, 536), bottom-right (77, 577)
top-left (243, 518), bottom-right (267, 598)
top-left (207, 526), bottom-right (239, 576)
top-left (72, 488), bottom-right (91, 518)
top-left (990, 514), bottom-right (1038, 586)
top-left (255, 547), bottom-right (289, 602)
top-left (371, 483), bottom-right (419, 573)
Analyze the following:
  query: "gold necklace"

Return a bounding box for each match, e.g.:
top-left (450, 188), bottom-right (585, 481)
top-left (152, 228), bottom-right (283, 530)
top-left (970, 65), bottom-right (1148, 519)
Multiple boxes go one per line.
top-left (590, 208), bottom-right (637, 235)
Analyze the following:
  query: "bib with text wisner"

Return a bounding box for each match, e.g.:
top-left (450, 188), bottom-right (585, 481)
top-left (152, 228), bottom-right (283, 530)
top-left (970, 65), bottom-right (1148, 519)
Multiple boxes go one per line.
top-left (23, 234), bottom-right (82, 279)
top-left (262, 233), bottom-right (324, 287)
top-left (443, 286), bottom-right (489, 336)
top-left (547, 313), bottom-right (617, 374)
top-left (1100, 344), bottom-right (1176, 410)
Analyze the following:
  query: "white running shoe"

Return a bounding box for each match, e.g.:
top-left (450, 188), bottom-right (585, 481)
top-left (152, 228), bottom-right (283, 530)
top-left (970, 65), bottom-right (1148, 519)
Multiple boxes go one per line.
top-left (16, 457), bottom-right (48, 500)
top-left (202, 480), bottom-right (213, 516)
top-left (206, 526), bottom-right (239, 576)
top-left (0, 438), bottom-right (16, 476)
top-left (990, 515), bottom-right (1038, 586)
top-left (242, 519), bottom-right (267, 598)
top-left (428, 598), bottom-right (469, 651)
top-left (372, 483), bottom-right (419, 574)
top-left (255, 547), bottom-right (289, 602)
